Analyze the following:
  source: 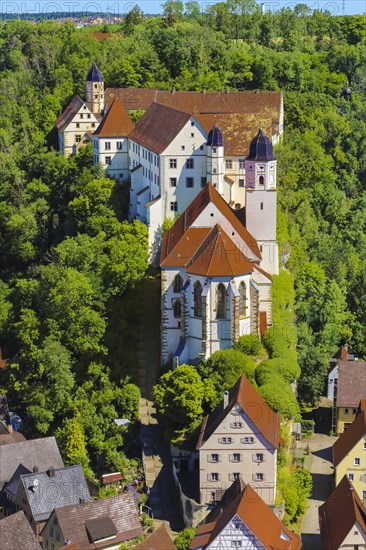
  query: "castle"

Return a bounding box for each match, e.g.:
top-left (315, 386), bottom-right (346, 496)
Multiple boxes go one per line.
top-left (56, 64), bottom-right (280, 364)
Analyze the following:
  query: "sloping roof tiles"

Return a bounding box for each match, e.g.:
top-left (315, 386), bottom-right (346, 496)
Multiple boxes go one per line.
top-left (319, 475), bottom-right (366, 550)
top-left (134, 524), bottom-right (176, 550)
top-left (333, 400), bottom-right (366, 467)
top-left (50, 493), bottom-right (143, 549)
top-left (337, 361), bottom-right (366, 407)
top-left (190, 481), bottom-right (301, 550)
top-left (94, 98), bottom-right (135, 137)
top-left (197, 374), bottom-right (281, 450)
top-left (19, 465), bottom-right (91, 523)
top-left (55, 95), bottom-right (84, 131)
top-left (0, 437), bottom-right (64, 490)
top-left (0, 511), bottom-right (42, 550)
top-left (160, 183), bottom-right (260, 266)
top-left (129, 102), bottom-right (191, 154)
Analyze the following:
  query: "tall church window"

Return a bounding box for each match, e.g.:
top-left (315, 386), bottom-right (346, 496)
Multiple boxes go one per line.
top-left (194, 282), bottom-right (203, 318)
top-left (173, 300), bottom-right (181, 318)
top-left (173, 274), bottom-right (183, 294)
top-left (216, 283), bottom-right (226, 319)
top-left (239, 282), bottom-right (247, 318)
top-left (259, 175), bottom-right (264, 186)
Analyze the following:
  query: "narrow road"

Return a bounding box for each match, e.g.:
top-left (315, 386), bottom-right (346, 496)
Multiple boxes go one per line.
top-left (301, 407), bottom-right (337, 549)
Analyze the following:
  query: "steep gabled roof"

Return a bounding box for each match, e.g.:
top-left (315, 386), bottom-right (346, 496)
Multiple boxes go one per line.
top-left (186, 225), bottom-right (254, 277)
top-left (197, 374), bottom-right (281, 450)
top-left (190, 481), bottom-right (301, 550)
top-left (337, 361), bottom-right (366, 407)
top-left (129, 102), bottom-right (191, 155)
top-left (0, 511), bottom-right (42, 550)
top-left (333, 400), bottom-right (366, 467)
top-left (55, 96), bottom-right (84, 131)
top-left (160, 183), bottom-right (260, 265)
top-left (18, 465), bottom-right (91, 523)
top-left (0, 437), bottom-right (64, 490)
top-left (48, 493), bottom-right (143, 549)
top-left (94, 98), bottom-right (135, 137)
top-left (4, 464), bottom-right (30, 501)
top-left (319, 475), bottom-right (366, 550)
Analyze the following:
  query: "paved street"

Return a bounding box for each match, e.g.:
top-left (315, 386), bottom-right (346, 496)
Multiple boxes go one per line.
top-left (301, 406), bottom-right (337, 549)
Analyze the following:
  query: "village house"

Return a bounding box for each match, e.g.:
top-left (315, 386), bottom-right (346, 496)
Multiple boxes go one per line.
top-left (333, 399), bottom-right (366, 504)
top-left (196, 374), bottom-right (282, 506)
top-left (331, 359), bottom-right (366, 434)
top-left (327, 344), bottom-right (355, 401)
top-left (41, 493), bottom-right (143, 550)
top-left (14, 465), bottom-right (91, 539)
top-left (0, 511), bottom-right (42, 550)
top-left (319, 474), bottom-right (366, 550)
top-left (134, 524), bottom-right (176, 550)
top-left (189, 477), bottom-right (301, 549)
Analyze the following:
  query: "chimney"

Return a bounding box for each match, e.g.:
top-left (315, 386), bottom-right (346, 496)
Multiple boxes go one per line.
top-left (223, 390), bottom-right (229, 409)
top-left (48, 467), bottom-right (56, 478)
top-left (79, 498), bottom-right (86, 504)
top-left (33, 466), bottom-right (39, 473)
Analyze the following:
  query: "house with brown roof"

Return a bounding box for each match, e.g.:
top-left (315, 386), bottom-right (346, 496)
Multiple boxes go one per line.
top-left (319, 475), bottom-right (366, 549)
top-left (0, 511), bottom-right (42, 550)
top-left (190, 478), bottom-right (301, 549)
top-left (196, 375), bottom-right (281, 506)
top-left (332, 360), bottom-right (366, 434)
top-left (333, 400), bottom-right (366, 504)
top-left (93, 98), bottom-right (135, 180)
top-left (41, 493), bottom-right (143, 550)
top-left (134, 524), bottom-right (176, 550)
top-left (160, 178), bottom-right (273, 363)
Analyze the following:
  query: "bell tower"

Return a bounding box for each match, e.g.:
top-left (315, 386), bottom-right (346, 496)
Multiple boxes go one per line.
top-left (86, 62), bottom-right (104, 115)
top-left (206, 123), bottom-right (224, 195)
top-left (245, 129), bottom-right (278, 275)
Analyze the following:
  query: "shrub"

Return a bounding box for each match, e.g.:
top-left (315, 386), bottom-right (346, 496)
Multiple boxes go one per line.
top-left (233, 334), bottom-right (264, 356)
top-left (255, 356), bottom-right (301, 385)
top-left (258, 375), bottom-right (300, 419)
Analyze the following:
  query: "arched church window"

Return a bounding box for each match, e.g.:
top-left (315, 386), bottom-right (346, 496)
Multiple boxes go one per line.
top-left (216, 283), bottom-right (226, 319)
top-left (239, 282), bottom-right (247, 318)
top-left (173, 274), bottom-right (183, 294)
top-left (259, 175), bottom-right (264, 186)
top-left (173, 300), bottom-right (181, 318)
top-left (194, 282), bottom-right (203, 318)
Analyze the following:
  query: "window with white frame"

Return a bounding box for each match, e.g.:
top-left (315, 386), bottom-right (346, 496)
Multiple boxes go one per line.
top-left (211, 473), bottom-right (219, 481)
top-left (105, 157), bottom-right (111, 165)
top-left (225, 159), bottom-right (233, 169)
top-left (239, 179), bottom-right (245, 187)
top-left (233, 453), bottom-right (241, 462)
top-left (239, 158), bottom-right (245, 169)
top-left (170, 178), bottom-right (177, 187)
top-left (170, 202), bottom-right (178, 212)
top-left (117, 141), bottom-right (123, 150)
top-left (354, 458), bottom-right (360, 466)
top-left (186, 158), bottom-right (194, 169)
top-left (348, 473), bottom-right (354, 481)
top-left (105, 142), bottom-right (111, 151)
top-left (211, 453), bottom-right (219, 463)
top-left (186, 177), bottom-right (194, 188)
top-left (170, 158), bottom-right (177, 169)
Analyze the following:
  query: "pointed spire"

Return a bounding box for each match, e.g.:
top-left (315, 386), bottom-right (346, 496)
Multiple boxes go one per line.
top-left (86, 62), bottom-right (103, 82)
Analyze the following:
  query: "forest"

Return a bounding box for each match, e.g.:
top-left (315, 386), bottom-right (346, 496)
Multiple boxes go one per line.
top-left (0, 2), bottom-right (365, 477)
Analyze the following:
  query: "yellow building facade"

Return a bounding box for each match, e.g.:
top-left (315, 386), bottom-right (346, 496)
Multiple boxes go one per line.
top-left (337, 405), bottom-right (359, 434)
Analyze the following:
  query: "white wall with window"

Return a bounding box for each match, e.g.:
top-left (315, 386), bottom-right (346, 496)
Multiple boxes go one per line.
top-left (93, 135), bottom-right (130, 181)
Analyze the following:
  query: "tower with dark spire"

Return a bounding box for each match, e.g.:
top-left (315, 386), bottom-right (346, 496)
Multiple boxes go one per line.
top-left (206, 123), bottom-right (224, 195)
top-left (245, 128), bottom-right (278, 274)
top-left (86, 62), bottom-right (104, 115)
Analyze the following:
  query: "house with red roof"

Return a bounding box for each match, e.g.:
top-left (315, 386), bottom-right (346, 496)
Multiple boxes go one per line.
top-left (190, 478), bottom-right (301, 549)
top-left (319, 475), bottom-right (366, 550)
top-left (160, 178), bottom-right (273, 364)
top-left (196, 375), bottom-right (282, 506)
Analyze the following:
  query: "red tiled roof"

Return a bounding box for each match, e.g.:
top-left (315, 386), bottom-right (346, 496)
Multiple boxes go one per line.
top-left (333, 400), bottom-right (366, 467)
top-left (197, 374), bottom-right (281, 450)
top-left (160, 183), bottom-right (260, 265)
top-left (190, 482), bottom-right (301, 550)
top-left (105, 89), bottom-right (282, 121)
top-left (55, 96), bottom-right (84, 131)
top-left (129, 103), bottom-right (191, 155)
top-left (101, 472), bottom-right (123, 484)
top-left (186, 225), bottom-right (254, 277)
top-left (337, 361), bottom-right (366, 407)
top-left (94, 98), bottom-right (135, 137)
top-left (134, 524), bottom-right (176, 550)
top-left (319, 475), bottom-right (366, 550)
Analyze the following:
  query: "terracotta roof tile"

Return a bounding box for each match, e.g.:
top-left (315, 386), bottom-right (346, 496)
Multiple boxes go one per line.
top-left (94, 98), bottom-right (135, 137)
top-left (160, 183), bottom-right (260, 265)
top-left (197, 374), bottom-right (281, 450)
top-left (190, 482), bottom-right (301, 549)
top-left (134, 524), bottom-right (176, 550)
top-left (129, 103), bottom-right (191, 154)
top-left (105, 89), bottom-right (282, 121)
top-left (55, 96), bottom-right (84, 131)
top-left (0, 511), bottom-right (42, 550)
top-left (333, 400), bottom-right (366, 467)
top-left (161, 227), bottom-right (211, 268)
top-left (319, 475), bottom-right (366, 550)
top-left (337, 361), bottom-right (366, 407)
top-left (186, 225), bottom-right (254, 277)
